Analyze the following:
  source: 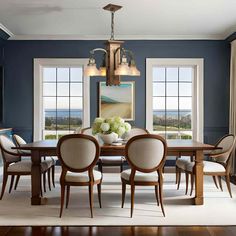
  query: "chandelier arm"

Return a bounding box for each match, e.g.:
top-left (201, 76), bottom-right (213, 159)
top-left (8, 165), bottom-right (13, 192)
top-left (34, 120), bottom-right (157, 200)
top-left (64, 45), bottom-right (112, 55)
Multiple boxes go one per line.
top-left (90, 48), bottom-right (107, 55)
top-left (113, 47), bottom-right (126, 69)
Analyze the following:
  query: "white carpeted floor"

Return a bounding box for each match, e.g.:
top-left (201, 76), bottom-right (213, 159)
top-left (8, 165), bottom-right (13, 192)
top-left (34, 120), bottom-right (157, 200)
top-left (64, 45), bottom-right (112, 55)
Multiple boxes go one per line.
top-left (0, 166), bottom-right (236, 226)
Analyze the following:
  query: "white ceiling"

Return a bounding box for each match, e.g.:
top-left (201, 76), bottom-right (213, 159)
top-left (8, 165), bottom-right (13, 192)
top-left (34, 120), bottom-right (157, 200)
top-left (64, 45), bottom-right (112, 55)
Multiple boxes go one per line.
top-left (0, 0), bottom-right (236, 40)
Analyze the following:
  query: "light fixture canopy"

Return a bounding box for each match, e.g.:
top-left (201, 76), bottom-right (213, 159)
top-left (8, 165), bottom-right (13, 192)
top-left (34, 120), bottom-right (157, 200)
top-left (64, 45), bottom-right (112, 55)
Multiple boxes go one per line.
top-left (85, 4), bottom-right (140, 86)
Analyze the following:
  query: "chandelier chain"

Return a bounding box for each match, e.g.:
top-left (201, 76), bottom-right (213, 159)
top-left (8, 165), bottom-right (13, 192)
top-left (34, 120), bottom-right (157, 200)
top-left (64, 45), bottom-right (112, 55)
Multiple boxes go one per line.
top-left (111, 11), bottom-right (115, 40)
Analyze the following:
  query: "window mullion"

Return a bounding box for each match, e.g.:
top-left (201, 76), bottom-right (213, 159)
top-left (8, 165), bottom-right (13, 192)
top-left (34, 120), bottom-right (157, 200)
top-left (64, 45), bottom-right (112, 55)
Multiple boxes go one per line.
top-left (178, 67), bottom-right (180, 139)
top-left (165, 67), bottom-right (167, 139)
top-left (56, 68), bottom-right (58, 139)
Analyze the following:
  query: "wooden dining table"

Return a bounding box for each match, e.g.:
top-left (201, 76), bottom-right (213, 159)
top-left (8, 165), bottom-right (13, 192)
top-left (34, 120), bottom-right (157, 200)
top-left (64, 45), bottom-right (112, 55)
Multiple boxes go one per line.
top-left (14, 139), bottom-right (215, 206)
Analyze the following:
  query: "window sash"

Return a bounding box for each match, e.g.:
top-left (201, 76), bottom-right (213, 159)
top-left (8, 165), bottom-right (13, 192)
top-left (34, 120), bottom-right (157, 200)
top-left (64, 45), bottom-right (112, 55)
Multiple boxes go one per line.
top-left (146, 58), bottom-right (204, 142)
top-left (34, 59), bottom-right (90, 141)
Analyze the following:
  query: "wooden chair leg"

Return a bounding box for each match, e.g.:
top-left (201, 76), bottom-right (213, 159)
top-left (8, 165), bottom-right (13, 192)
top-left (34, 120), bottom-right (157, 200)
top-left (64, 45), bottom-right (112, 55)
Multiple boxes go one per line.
top-left (176, 166), bottom-right (179, 184)
top-left (66, 185), bottom-right (70, 208)
top-left (47, 168), bottom-right (51, 191)
top-left (177, 169), bottom-right (181, 190)
top-left (185, 172), bottom-right (189, 195)
top-left (120, 162), bottom-right (123, 173)
top-left (130, 183), bottom-right (135, 218)
top-left (121, 181), bottom-right (126, 208)
top-left (155, 185), bottom-right (159, 206)
top-left (98, 161), bottom-right (103, 173)
top-left (52, 165), bottom-right (55, 188)
top-left (158, 172), bottom-right (165, 217)
top-left (212, 176), bottom-right (219, 189)
top-left (9, 175), bottom-right (15, 193)
top-left (97, 183), bottom-right (102, 208)
top-left (190, 173), bottom-right (194, 196)
top-left (43, 173), bottom-right (46, 193)
top-left (14, 175), bottom-right (20, 190)
top-left (89, 184), bottom-right (94, 218)
top-left (218, 176), bottom-right (223, 191)
top-left (40, 179), bottom-right (43, 197)
top-left (0, 173), bottom-right (8, 200)
top-left (59, 184), bottom-right (66, 218)
top-left (226, 175), bottom-right (232, 198)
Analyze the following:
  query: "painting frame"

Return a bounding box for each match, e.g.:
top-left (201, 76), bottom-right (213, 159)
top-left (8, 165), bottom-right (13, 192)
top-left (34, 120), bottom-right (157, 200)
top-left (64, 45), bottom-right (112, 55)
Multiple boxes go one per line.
top-left (99, 81), bottom-right (135, 121)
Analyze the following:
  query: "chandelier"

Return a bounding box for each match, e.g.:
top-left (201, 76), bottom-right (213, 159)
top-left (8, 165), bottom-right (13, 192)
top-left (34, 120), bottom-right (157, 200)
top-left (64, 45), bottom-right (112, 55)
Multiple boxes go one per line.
top-left (84, 4), bottom-right (140, 86)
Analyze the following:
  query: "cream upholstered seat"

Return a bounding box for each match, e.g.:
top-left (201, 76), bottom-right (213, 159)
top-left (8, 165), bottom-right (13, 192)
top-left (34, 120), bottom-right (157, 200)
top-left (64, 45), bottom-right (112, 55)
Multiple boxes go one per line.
top-left (13, 134), bottom-right (55, 192)
top-left (185, 161), bottom-right (226, 173)
top-left (121, 134), bottom-right (167, 218)
top-left (121, 169), bottom-right (159, 182)
top-left (99, 156), bottom-right (125, 164)
top-left (7, 161), bottom-right (50, 172)
top-left (0, 135), bottom-right (52, 200)
top-left (177, 134), bottom-right (236, 197)
top-left (65, 170), bottom-right (102, 182)
top-left (57, 134), bottom-right (102, 218)
top-left (176, 156), bottom-right (193, 169)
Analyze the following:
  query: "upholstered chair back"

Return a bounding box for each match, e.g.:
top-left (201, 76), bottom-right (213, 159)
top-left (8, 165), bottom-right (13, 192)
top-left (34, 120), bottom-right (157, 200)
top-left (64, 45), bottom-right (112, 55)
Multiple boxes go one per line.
top-left (57, 134), bottom-right (100, 171)
top-left (81, 127), bottom-right (99, 141)
top-left (13, 134), bottom-right (27, 145)
top-left (125, 128), bottom-right (149, 140)
top-left (0, 135), bottom-right (20, 163)
top-left (81, 127), bottom-right (93, 135)
top-left (125, 134), bottom-right (167, 172)
top-left (13, 134), bottom-right (31, 155)
top-left (214, 134), bottom-right (236, 163)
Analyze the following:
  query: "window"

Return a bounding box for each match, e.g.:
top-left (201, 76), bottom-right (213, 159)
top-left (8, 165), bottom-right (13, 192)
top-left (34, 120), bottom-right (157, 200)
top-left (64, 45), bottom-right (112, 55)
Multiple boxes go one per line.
top-left (34, 59), bottom-right (90, 141)
top-left (146, 59), bottom-right (203, 141)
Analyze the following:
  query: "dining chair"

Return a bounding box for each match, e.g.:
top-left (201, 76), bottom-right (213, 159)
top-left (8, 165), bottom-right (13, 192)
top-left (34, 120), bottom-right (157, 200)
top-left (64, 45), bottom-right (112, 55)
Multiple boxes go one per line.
top-left (121, 134), bottom-right (167, 217)
top-left (93, 127), bottom-right (149, 173)
top-left (0, 135), bottom-right (53, 199)
top-left (57, 134), bottom-right (102, 218)
top-left (12, 134), bottom-right (56, 192)
top-left (175, 155), bottom-right (194, 192)
top-left (176, 134), bottom-right (236, 197)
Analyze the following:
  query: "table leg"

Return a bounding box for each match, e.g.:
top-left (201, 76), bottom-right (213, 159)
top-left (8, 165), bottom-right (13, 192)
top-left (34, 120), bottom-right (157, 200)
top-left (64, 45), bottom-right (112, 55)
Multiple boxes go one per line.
top-left (194, 150), bottom-right (204, 205)
top-left (31, 150), bottom-right (42, 205)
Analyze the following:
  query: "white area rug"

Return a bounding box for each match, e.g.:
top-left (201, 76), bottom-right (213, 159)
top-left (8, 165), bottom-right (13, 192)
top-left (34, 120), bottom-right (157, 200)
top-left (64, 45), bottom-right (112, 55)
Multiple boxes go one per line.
top-left (0, 167), bottom-right (236, 226)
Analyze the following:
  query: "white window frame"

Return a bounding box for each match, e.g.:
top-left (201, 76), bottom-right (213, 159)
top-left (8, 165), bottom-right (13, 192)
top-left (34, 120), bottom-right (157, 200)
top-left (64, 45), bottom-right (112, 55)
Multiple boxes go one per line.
top-left (146, 58), bottom-right (204, 142)
top-left (34, 58), bottom-right (90, 141)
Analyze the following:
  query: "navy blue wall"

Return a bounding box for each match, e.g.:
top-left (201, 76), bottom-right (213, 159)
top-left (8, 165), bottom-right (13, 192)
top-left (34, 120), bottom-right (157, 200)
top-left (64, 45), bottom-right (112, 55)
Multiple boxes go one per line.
top-left (0, 39), bottom-right (5, 65)
top-left (1, 40), bottom-right (230, 143)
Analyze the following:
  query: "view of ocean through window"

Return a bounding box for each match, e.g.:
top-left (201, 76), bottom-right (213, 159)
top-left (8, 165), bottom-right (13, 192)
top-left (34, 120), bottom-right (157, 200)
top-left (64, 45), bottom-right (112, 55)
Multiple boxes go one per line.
top-left (42, 67), bottom-right (83, 139)
top-left (152, 66), bottom-right (193, 139)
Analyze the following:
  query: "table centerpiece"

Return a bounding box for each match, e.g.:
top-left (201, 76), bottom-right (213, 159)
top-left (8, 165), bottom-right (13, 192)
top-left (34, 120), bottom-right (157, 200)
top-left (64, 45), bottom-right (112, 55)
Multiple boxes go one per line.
top-left (92, 116), bottom-right (131, 144)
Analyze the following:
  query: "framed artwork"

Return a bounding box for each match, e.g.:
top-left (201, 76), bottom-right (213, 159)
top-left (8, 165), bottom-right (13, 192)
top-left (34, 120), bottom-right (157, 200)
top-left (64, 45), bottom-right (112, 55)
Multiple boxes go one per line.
top-left (99, 81), bottom-right (135, 120)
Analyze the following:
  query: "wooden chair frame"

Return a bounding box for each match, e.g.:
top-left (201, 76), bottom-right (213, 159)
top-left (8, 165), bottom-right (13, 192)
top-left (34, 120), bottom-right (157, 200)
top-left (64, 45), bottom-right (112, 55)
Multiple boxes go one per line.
top-left (0, 135), bottom-right (48, 199)
top-left (12, 134), bottom-right (55, 192)
top-left (121, 134), bottom-right (167, 217)
top-left (177, 134), bottom-right (236, 197)
top-left (57, 134), bottom-right (102, 218)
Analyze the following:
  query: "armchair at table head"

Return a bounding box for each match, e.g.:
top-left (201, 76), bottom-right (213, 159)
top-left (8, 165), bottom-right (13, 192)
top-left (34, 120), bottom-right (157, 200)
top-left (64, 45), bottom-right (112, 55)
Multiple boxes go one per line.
top-left (0, 135), bottom-right (53, 200)
top-left (12, 133), bottom-right (56, 191)
top-left (176, 134), bottom-right (236, 198)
